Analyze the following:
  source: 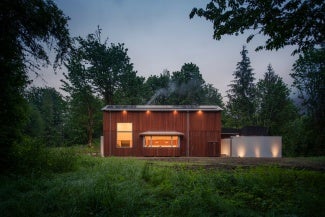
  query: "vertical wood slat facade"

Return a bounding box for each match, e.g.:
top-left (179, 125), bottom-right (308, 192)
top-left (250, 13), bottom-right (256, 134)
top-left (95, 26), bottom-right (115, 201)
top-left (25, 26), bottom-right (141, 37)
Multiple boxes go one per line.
top-left (102, 105), bottom-right (222, 157)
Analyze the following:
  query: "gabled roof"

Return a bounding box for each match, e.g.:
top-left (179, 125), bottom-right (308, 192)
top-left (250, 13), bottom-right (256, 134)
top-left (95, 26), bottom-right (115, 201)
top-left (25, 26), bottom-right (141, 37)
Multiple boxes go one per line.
top-left (102, 105), bottom-right (222, 111)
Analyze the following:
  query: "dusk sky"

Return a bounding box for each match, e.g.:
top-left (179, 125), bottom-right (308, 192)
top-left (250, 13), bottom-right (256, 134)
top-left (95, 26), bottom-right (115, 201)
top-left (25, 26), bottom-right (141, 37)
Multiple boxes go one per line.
top-left (32, 0), bottom-right (298, 98)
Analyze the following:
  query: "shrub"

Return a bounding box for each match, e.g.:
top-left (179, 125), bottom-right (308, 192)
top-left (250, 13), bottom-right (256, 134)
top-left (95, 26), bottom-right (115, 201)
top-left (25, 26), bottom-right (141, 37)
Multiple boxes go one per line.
top-left (11, 137), bottom-right (78, 175)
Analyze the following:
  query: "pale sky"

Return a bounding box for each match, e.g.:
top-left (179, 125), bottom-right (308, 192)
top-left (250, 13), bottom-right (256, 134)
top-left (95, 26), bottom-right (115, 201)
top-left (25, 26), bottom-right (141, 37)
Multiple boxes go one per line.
top-left (31, 0), bottom-right (298, 98)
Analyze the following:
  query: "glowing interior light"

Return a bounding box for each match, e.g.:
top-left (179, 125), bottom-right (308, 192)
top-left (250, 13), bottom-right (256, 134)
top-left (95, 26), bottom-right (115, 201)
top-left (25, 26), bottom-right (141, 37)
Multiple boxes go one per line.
top-left (198, 110), bottom-right (202, 114)
top-left (173, 110), bottom-right (177, 115)
top-left (146, 110), bottom-right (150, 114)
top-left (122, 110), bottom-right (127, 114)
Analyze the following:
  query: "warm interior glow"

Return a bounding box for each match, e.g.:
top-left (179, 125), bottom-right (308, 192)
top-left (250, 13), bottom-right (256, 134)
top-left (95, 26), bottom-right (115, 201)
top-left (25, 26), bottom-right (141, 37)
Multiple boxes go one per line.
top-left (144, 136), bottom-right (179, 148)
top-left (146, 110), bottom-right (150, 114)
top-left (117, 123), bottom-right (132, 148)
top-left (271, 144), bottom-right (280, 157)
top-left (173, 110), bottom-right (177, 115)
top-left (117, 123), bottom-right (132, 131)
top-left (197, 110), bottom-right (203, 114)
top-left (122, 110), bottom-right (127, 114)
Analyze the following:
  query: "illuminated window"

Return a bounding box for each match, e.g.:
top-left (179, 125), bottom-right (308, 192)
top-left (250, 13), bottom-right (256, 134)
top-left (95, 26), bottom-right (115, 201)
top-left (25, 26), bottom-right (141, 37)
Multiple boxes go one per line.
top-left (144, 136), bottom-right (179, 148)
top-left (117, 123), bottom-right (132, 148)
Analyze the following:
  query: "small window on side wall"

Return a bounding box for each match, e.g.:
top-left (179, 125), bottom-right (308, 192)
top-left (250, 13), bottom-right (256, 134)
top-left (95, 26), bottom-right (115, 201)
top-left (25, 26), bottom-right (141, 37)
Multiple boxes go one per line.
top-left (117, 123), bottom-right (132, 148)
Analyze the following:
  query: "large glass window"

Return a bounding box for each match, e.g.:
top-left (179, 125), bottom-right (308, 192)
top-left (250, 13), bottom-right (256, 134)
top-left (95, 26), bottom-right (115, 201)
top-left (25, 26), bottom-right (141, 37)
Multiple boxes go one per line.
top-left (117, 123), bottom-right (132, 148)
top-left (144, 136), bottom-right (179, 148)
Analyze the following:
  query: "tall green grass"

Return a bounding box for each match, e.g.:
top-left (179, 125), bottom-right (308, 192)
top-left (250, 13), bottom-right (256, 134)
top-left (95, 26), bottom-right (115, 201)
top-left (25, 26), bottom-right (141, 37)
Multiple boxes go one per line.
top-left (1, 149), bottom-right (324, 217)
top-left (10, 137), bottom-right (78, 175)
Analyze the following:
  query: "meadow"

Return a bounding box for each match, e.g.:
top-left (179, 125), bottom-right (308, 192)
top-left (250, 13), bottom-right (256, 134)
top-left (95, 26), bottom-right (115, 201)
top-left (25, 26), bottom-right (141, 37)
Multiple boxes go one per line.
top-left (0, 142), bottom-right (324, 217)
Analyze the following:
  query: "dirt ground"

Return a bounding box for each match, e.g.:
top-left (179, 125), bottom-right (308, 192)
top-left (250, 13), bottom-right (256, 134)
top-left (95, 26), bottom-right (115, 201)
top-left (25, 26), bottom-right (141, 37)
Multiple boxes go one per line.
top-left (139, 157), bottom-right (325, 171)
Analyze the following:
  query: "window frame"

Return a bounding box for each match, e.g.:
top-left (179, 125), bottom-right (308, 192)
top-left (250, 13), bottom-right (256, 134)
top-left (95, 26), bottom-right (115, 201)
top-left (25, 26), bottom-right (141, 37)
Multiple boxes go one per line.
top-left (143, 135), bottom-right (180, 148)
top-left (116, 123), bottom-right (133, 148)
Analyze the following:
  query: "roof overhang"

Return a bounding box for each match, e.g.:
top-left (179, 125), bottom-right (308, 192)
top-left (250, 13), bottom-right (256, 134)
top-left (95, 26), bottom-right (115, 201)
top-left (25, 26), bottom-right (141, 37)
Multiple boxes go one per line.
top-left (102, 105), bottom-right (222, 112)
top-left (139, 131), bottom-right (184, 136)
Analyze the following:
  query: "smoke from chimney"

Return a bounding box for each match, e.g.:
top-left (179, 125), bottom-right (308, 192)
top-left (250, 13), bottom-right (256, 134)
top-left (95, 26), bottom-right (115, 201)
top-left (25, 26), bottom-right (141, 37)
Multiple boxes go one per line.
top-left (146, 79), bottom-right (202, 105)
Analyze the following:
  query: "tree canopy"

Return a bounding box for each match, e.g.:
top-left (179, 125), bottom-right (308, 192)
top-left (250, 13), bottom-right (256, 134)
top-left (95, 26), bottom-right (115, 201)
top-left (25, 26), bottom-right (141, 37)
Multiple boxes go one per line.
top-left (62, 41), bottom-right (103, 146)
top-left (73, 28), bottom-right (140, 105)
top-left (290, 47), bottom-right (325, 155)
top-left (0, 0), bottom-right (71, 69)
top-left (145, 63), bottom-right (223, 106)
top-left (226, 46), bottom-right (256, 127)
top-left (190, 0), bottom-right (325, 54)
top-left (256, 64), bottom-right (296, 135)
top-left (25, 87), bottom-right (66, 146)
top-left (0, 0), bottom-right (70, 168)
top-left (291, 47), bottom-right (325, 121)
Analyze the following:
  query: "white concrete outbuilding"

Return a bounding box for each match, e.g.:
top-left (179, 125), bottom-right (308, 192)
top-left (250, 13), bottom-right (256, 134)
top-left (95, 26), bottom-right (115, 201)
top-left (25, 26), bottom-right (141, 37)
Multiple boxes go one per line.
top-left (221, 136), bottom-right (282, 158)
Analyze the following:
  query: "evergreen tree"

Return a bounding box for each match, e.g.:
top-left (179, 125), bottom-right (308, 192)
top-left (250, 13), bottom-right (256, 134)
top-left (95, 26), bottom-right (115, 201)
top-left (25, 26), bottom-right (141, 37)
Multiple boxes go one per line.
top-left (256, 64), bottom-right (297, 135)
top-left (226, 46), bottom-right (256, 128)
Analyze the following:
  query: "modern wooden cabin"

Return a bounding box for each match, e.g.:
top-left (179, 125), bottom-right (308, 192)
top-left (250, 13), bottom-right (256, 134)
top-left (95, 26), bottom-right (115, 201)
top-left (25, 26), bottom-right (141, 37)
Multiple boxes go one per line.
top-left (102, 105), bottom-right (222, 157)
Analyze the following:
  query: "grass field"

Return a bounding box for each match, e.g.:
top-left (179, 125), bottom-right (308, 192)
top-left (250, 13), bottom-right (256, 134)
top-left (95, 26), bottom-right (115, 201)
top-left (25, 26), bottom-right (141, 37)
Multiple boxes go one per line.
top-left (1, 146), bottom-right (324, 217)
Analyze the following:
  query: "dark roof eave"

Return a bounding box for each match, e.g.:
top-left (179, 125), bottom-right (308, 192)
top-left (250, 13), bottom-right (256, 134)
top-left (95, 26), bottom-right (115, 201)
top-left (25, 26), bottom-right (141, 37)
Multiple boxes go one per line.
top-left (139, 131), bottom-right (184, 136)
top-left (102, 105), bottom-right (222, 112)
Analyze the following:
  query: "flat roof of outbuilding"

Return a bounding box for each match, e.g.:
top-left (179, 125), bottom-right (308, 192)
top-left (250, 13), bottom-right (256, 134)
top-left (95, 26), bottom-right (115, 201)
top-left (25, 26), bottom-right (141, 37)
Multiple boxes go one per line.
top-left (102, 105), bottom-right (222, 111)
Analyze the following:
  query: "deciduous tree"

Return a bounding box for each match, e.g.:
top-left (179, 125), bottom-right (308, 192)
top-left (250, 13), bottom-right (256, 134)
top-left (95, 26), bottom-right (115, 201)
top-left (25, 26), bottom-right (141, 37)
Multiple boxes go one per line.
top-left (25, 87), bottom-right (66, 146)
top-left (190, 0), bottom-right (324, 54)
top-left (170, 63), bottom-right (206, 105)
top-left (290, 47), bottom-right (325, 155)
top-left (62, 47), bottom-right (102, 147)
top-left (0, 0), bottom-right (70, 167)
top-left (76, 28), bottom-right (139, 105)
top-left (145, 70), bottom-right (172, 105)
top-left (114, 70), bottom-right (146, 105)
top-left (145, 63), bottom-right (223, 106)
top-left (202, 83), bottom-right (224, 107)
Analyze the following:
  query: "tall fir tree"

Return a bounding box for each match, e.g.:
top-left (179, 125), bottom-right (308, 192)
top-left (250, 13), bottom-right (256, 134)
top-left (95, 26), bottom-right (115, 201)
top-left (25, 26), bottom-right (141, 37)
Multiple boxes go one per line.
top-left (226, 46), bottom-right (256, 128)
top-left (256, 64), bottom-right (297, 135)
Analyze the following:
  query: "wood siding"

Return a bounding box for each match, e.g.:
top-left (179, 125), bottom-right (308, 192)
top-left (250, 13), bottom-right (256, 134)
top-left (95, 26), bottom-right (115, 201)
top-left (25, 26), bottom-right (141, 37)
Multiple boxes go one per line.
top-left (103, 110), bottom-right (221, 157)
